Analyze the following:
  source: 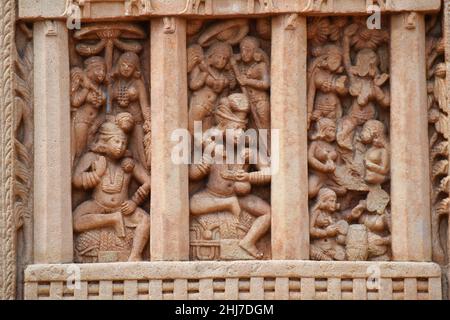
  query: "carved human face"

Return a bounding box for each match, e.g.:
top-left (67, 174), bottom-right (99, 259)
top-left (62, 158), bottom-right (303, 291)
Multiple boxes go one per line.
top-left (119, 60), bottom-right (136, 78)
top-left (87, 63), bottom-right (106, 83)
top-left (326, 53), bottom-right (342, 72)
top-left (323, 124), bottom-right (336, 143)
top-left (106, 135), bottom-right (127, 159)
top-left (240, 41), bottom-right (256, 63)
top-left (210, 51), bottom-right (229, 70)
top-left (321, 194), bottom-right (338, 212)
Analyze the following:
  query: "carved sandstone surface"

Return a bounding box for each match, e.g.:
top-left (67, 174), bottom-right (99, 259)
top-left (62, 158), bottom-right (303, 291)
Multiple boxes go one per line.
top-left (70, 23), bottom-right (151, 263)
top-left (427, 12), bottom-right (449, 298)
top-left (1, 0), bottom-right (449, 302)
top-left (187, 19), bottom-right (272, 261)
top-left (307, 17), bottom-right (391, 262)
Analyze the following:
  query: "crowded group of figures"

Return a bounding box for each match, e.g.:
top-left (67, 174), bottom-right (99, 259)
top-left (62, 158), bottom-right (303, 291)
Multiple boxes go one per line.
top-left (186, 19), bottom-right (273, 261)
top-left (69, 23), bottom-right (152, 263)
top-left (66, 17), bottom-right (395, 263)
top-left (306, 17), bottom-right (392, 262)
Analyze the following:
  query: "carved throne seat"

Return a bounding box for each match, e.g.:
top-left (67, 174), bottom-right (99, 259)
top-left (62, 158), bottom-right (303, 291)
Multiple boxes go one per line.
top-left (74, 227), bottom-right (134, 263)
top-left (190, 211), bottom-right (271, 261)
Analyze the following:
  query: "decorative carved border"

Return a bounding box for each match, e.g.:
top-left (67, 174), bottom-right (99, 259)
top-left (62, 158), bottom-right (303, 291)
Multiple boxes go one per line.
top-left (18, 0), bottom-right (441, 20)
top-left (24, 261), bottom-right (442, 300)
top-left (0, 0), bottom-right (17, 300)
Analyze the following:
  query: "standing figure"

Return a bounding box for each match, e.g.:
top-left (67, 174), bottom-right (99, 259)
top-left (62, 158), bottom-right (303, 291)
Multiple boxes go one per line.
top-left (72, 113), bottom-right (151, 262)
top-left (337, 25), bottom-right (390, 150)
top-left (307, 44), bottom-right (348, 129)
top-left (112, 52), bottom-right (151, 170)
top-left (310, 188), bottom-right (348, 261)
top-left (231, 36), bottom-right (271, 133)
top-left (188, 42), bottom-right (234, 135)
top-left (189, 94), bottom-right (271, 259)
top-left (70, 56), bottom-right (107, 165)
top-left (308, 118), bottom-right (347, 198)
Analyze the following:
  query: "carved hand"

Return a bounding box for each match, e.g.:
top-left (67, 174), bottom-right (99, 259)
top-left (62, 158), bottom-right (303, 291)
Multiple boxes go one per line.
top-left (121, 200), bottom-right (137, 216)
top-left (322, 80), bottom-right (333, 93)
top-left (93, 156), bottom-right (107, 177)
top-left (326, 225), bottom-right (338, 237)
top-left (325, 160), bottom-right (336, 172)
top-left (87, 90), bottom-right (103, 107)
top-left (237, 75), bottom-right (248, 87)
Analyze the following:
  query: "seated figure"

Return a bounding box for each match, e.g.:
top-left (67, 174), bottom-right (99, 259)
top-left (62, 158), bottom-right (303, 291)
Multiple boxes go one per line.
top-left (72, 113), bottom-right (151, 262)
top-left (189, 93), bottom-right (271, 260)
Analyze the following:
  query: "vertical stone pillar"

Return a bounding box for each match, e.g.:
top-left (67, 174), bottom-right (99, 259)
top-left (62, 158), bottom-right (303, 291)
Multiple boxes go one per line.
top-left (33, 21), bottom-right (73, 264)
top-left (390, 13), bottom-right (432, 261)
top-left (150, 18), bottom-right (190, 261)
top-left (271, 14), bottom-right (309, 260)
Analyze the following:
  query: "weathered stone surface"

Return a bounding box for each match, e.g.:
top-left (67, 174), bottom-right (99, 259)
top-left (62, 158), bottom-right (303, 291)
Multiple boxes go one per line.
top-left (24, 261), bottom-right (442, 300)
top-left (1, 0), bottom-right (449, 301)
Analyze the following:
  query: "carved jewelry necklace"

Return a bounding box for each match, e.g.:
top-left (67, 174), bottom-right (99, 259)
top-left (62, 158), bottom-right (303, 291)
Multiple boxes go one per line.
top-left (102, 164), bottom-right (124, 194)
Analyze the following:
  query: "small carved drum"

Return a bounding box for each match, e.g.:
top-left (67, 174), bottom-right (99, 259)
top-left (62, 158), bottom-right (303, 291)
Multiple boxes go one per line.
top-left (346, 224), bottom-right (369, 261)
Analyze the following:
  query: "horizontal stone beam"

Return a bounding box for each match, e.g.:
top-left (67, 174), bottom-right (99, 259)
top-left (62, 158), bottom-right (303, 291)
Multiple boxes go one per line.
top-left (25, 261), bottom-right (442, 281)
top-left (18, 0), bottom-right (441, 20)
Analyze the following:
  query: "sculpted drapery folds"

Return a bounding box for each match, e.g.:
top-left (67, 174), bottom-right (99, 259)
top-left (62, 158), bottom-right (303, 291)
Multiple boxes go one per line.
top-left (70, 23), bottom-right (151, 263)
top-left (307, 17), bottom-right (392, 261)
top-left (187, 19), bottom-right (272, 261)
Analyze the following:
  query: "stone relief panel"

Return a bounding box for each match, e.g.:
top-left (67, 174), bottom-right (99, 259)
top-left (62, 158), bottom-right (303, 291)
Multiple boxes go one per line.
top-left (426, 13), bottom-right (448, 295)
top-left (70, 23), bottom-right (151, 263)
top-left (187, 18), bottom-right (272, 261)
top-left (307, 17), bottom-right (392, 261)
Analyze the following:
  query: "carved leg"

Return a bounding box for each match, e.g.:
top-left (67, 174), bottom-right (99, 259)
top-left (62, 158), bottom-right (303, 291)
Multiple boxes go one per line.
top-left (127, 208), bottom-right (151, 261)
top-left (130, 125), bottom-right (148, 170)
top-left (337, 116), bottom-right (357, 150)
top-left (238, 194), bottom-right (271, 259)
top-left (190, 190), bottom-right (242, 218)
top-left (308, 173), bottom-right (326, 199)
top-left (73, 201), bottom-right (126, 237)
top-left (73, 122), bottom-right (90, 162)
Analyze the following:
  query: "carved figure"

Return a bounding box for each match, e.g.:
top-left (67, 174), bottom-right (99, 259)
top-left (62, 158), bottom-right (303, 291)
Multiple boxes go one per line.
top-left (360, 120), bottom-right (389, 185)
top-left (310, 188), bottom-right (348, 261)
top-left (70, 56), bottom-right (107, 164)
top-left (307, 44), bottom-right (348, 129)
top-left (189, 94), bottom-right (271, 259)
top-left (308, 118), bottom-right (346, 198)
top-left (124, 0), bottom-right (153, 15)
top-left (337, 24), bottom-right (390, 151)
top-left (181, 0), bottom-right (213, 14)
top-left (73, 113), bottom-right (150, 262)
top-left (188, 42), bottom-right (234, 135)
top-left (112, 51), bottom-right (151, 170)
top-left (231, 36), bottom-right (271, 133)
